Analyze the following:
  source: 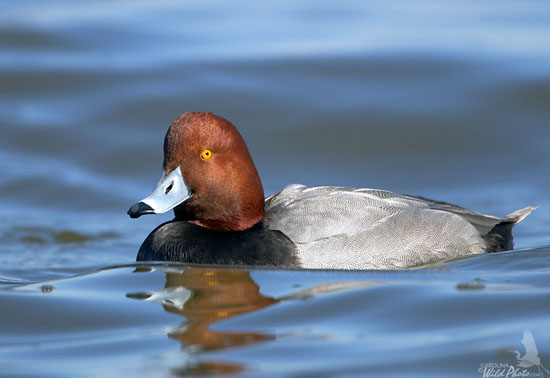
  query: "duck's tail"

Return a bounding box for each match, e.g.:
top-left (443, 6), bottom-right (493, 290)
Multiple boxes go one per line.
top-left (504, 206), bottom-right (538, 224)
top-left (483, 206), bottom-right (537, 252)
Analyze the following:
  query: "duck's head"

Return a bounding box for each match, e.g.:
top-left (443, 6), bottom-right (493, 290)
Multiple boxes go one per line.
top-left (128, 112), bottom-right (265, 231)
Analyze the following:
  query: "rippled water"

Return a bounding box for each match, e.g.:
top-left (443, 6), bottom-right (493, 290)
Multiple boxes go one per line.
top-left (1, 1), bottom-right (550, 377)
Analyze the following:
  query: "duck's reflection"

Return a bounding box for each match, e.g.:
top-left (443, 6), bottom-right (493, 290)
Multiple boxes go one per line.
top-left (166, 268), bottom-right (276, 350)
top-left (127, 266), bottom-right (382, 375)
top-left (128, 267), bottom-right (276, 353)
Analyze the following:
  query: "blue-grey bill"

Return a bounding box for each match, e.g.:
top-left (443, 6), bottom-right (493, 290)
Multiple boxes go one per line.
top-left (127, 165), bottom-right (192, 218)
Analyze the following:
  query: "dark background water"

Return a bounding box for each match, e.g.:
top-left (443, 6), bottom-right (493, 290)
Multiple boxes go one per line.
top-left (1, 1), bottom-right (549, 377)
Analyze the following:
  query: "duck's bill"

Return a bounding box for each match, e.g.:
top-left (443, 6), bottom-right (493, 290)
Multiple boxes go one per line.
top-left (127, 166), bottom-right (192, 219)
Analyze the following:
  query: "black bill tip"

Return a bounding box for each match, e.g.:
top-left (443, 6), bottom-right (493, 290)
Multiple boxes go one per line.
top-left (127, 202), bottom-right (154, 219)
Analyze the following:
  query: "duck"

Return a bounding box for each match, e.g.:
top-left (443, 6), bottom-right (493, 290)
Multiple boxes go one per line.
top-left (128, 112), bottom-right (535, 269)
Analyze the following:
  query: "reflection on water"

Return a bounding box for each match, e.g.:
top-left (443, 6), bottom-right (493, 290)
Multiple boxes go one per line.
top-left (0, 257), bottom-right (548, 377)
top-left (126, 266), bottom-right (381, 375)
top-left (128, 267), bottom-right (276, 375)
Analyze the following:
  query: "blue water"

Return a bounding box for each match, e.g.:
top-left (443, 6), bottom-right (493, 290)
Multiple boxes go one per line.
top-left (1, 1), bottom-right (550, 377)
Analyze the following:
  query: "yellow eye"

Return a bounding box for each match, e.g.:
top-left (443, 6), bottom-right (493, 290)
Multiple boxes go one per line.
top-left (201, 149), bottom-right (212, 160)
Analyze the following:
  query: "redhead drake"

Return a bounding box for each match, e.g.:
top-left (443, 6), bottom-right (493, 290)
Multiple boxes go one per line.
top-left (128, 112), bottom-right (535, 269)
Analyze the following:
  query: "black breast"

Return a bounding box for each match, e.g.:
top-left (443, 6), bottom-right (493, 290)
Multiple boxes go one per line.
top-left (136, 220), bottom-right (299, 267)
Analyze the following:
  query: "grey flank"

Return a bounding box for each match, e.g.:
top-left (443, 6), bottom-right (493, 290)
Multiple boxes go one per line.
top-left (263, 184), bottom-right (535, 269)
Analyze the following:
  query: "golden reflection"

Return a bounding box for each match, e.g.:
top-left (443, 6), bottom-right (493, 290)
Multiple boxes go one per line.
top-left (127, 267), bottom-right (277, 356)
top-left (163, 268), bottom-right (277, 352)
top-left (127, 266), bottom-right (382, 376)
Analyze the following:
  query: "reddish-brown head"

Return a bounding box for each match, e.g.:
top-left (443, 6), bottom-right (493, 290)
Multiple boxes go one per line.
top-left (128, 112), bottom-right (265, 231)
